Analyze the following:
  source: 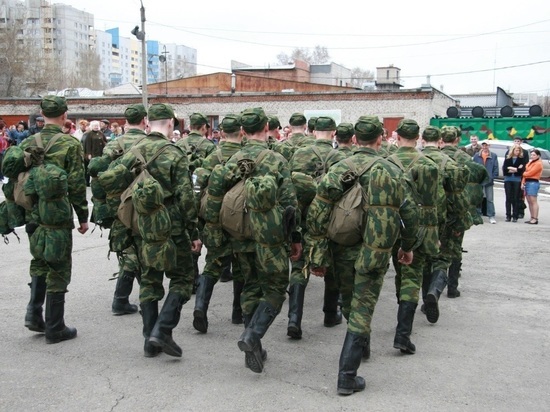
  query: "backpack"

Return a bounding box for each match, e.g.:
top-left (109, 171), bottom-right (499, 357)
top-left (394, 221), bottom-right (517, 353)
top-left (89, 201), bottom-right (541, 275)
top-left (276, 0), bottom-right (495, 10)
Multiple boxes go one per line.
top-left (3, 133), bottom-right (65, 211)
top-left (326, 157), bottom-right (378, 246)
top-left (117, 144), bottom-right (173, 235)
top-left (197, 147), bottom-right (225, 219)
top-left (218, 149), bottom-right (270, 241)
top-left (311, 146), bottom-right (341, 183)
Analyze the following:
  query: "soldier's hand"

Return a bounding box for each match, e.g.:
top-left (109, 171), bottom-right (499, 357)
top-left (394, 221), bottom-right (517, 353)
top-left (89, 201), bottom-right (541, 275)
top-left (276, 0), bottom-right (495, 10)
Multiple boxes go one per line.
top-left (310, 266), bottom-right (326, 277)
top-left (289, 242), bottom-right (302, 261)
top-left (397, 248), bottom-right (413, 265)
top-left (191, 239), bottom-right (202, 253)
top-left (77, 222), bottom-right (89, 234)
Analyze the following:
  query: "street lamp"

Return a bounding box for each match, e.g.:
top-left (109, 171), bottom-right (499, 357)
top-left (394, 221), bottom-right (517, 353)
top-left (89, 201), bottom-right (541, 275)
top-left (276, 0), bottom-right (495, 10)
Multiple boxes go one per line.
top-left (159, 45), bottom-right (169, 95)
top-left (131, 0), bottom-right (147, 107)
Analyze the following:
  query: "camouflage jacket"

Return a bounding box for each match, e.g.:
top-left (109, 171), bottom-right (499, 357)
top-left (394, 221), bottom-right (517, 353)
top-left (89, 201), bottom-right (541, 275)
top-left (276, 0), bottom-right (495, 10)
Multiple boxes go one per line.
top-left (268, 136), bottom-right (293, 161)
top-left (281, 133), bottom-right (315, 157)
top-left (19, 124), bottom-right (88, 225)
top-left (290, 139), bottom-right (346, 178)
top-left (102, 128), bottom-right (147, 159)
top-left (305, 146), bottom-right (419, 268)
top-left (378, 140), bottom-right (397, 158)
top-left (336, 145), bottom-right (354, 157)
top-left (115, 132), bottom-right (198, 238)
top-left (176, 132), bottom-right (216, 171)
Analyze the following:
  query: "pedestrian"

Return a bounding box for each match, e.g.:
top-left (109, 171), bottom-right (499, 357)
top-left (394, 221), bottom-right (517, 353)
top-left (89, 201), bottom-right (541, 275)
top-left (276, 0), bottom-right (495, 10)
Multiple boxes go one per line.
top-left (19, 95), bottom-right (89, 343)
top-left (502, 145), bottom-right (526, 222)
top-left (473, 142), bottom-right (499, 224)
top-left (82, 120), bottom-right (107, 186)
top-left (463, 135), bottom-right (482, 156)
top-left (522, 149), bottom-right (543, 224)
top-left (306, 116), bottom-right (419, 396)
top-left (29, 116), bottom-right (45, 136)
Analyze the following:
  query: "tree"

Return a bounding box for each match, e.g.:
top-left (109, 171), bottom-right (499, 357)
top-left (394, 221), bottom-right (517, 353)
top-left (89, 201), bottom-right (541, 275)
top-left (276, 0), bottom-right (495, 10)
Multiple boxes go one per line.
top-left (276, 46), bottom-right (330, 65)
top-left (350, 67), bottom-right (375, 88)
top-left (0, 15), bottom-right (28, 97)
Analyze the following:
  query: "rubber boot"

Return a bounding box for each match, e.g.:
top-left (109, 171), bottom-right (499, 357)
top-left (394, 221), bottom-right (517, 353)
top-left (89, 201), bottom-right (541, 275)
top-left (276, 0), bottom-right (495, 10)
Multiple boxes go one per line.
top-left (45, 292), bottom-right (77, 344)
top-left (231, 280), bottom-right (244, 324)
top-left (192, 254), bottom-right (200, 294)
top-left (287, 284), bottom-right (306, 339)
top-left (141, 300), bottom-right (161, 357)
top-left (24, 276), bottom-right (47, 332)
top-left (238, 301), bottom-right (277, 373)
top-left (424, 269), bottom-right (447, 324)
top-left (192, 275), bottom-right (217, 333)
top-left (219, 255), bottom-right (233, 283)
top-left (337, 332), bottom-right (367, 396)
top-left (393, 301), bottom-right (417, 354)
top-left (323, 288), bottom-right (343, 327)
top-left (112, 271), bottom-right (139, 315)
top-left (149, 293), bottom-right (185, 357)
top-left (447, 260), bottom-right (461, 298)
top-left (362, 334), bottom-right (371, 361)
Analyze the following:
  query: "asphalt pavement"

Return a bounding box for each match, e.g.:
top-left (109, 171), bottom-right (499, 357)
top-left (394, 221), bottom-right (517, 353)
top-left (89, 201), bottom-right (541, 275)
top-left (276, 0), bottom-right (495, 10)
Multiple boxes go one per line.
top-left (1, 185), bottom-right (550, 411)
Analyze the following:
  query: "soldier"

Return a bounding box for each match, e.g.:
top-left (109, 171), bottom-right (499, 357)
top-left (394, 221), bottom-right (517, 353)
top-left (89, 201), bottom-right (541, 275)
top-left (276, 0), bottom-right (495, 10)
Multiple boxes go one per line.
top-left (204, 107), bottom-right (302, 373)
top-left (420, 126), bottom-right (470, 323)
top-left (267, 116), bottom-right (293, 161)
top-left (440, 126), bottom-right (489, 298)
top-left (387, 119), bottom-right (441, 354)
top-left (89, 104), bottom-right (148, 316)
top-left (306, 116), bottom-right (318, 136)
top-left (116, 103), bottom-right (201, 357)
top-left (281, 112), bottom-right (315, 157)
top-left (287, 116), bottom-right (347, 339)
top-left (335, 122), bottom-right (355, 155)
top-left (306, 116), bottom-right (418, 396)
top-left (20, 95), bottom-right (89, 343)
top-left (193, 114), bottom-right (245, 332)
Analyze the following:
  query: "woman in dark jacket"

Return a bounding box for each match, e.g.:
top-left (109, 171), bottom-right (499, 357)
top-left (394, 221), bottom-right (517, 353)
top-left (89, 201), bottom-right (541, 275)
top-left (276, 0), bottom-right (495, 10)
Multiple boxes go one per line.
top-left (502, 145), bottom-right (527, 222)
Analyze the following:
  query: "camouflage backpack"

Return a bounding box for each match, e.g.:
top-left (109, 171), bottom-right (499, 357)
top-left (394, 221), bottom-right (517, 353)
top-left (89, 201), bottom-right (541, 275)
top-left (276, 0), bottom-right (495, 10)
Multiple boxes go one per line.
top-left (197, 147), bottom-right (225, 220)
top-left (117, 144), bottom-right (173, 235)
top-left (218, 149), bottom-right (270, 241)
top-left (326, 157), bottom-right (378, 246)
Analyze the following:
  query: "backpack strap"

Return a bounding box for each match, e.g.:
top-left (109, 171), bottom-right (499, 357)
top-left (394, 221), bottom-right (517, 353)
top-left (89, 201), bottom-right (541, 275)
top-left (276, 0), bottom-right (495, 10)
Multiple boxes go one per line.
top-left (344, 157), bottom-right (378, 178)
top-left (43, 133), bottom-right (65, 153)
top-left (388, 152), bottom-right (422, 173)
top-left (131, 143), bottom-right (174, 169)
top-left (215, 147), bottom-right (224, 165)
top-left (254, 149), bottom-right (271, 167)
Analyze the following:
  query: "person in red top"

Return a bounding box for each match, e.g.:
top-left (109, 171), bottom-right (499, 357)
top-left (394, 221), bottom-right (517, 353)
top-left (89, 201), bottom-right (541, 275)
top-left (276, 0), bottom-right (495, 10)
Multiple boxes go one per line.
top-left (521, 149), bottom-right (543, 224)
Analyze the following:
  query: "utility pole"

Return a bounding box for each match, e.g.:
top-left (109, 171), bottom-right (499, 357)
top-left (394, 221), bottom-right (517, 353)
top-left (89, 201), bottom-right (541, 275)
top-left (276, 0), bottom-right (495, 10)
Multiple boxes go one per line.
top-left (140, 1), bottom-right (147, 107)
top-left (159, 45), bottom-right (169, 95)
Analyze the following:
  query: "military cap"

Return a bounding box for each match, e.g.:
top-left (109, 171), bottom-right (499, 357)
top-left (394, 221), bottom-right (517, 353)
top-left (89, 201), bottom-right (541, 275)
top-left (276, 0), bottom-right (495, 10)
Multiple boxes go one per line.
top-left (101, 119), bottom-right (110, 125)
top-left (336, 122), bottom-right (354, 139)
top-left (396, 119), bottom-right (420, 139)
top-left (220, 114), bottom-right (241, 133)
top-left (289, 113), bottom-right (307, 126)
top-left (440, 126), bottom-right (457, 142)
top-left (268, 116), bottom-right (282, 130)
top-left (124, 104), bottom-right (147, 124)
top-left (307, 116), bottom-right (318, 131)
top-left (35, 116), bottom-right (44, 122)
top-left (148, 103), bottom-right (180, 127)
top-left (422, 126), bottom-right (441, 142)
top-left (40, 95), bottom-right (68, 118)
top-left (190, 112), bottom-right (209, 127)
top-left (240, 107), bottom-right (268, 133)
top-left (315, 116), bottom-right (336, 131)
top-left (354, 116), bottom-right (383, 141)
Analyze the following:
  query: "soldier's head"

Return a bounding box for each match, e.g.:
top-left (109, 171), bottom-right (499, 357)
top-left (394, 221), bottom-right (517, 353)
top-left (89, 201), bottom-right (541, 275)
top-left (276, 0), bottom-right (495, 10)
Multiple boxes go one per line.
top-left (353, 116), bottom-right (383, 147)
top-left (148, 103), bottom-right (179, 136)
top-left (336, 122), bottom-right (354, 145)
top-left (440, 126), bottom-right (458, 144)
top-left (314, 116), bottom-right (336, 140)
top-left (453, 126), bottom-right (462, 141)
top-left (220, 114), bottom-right (242, 140)
top-left (289, 112), bottom-right (307, 132)
top-left (267, 116), bottom-right (282, 140)
top-left (40, 95), bottom-right (68, 124)
top-left (124, 103), bottom-right (148, 128)
top-left (422, 126), bottom-right (441, 146)
top-left (396, 119), bottom-right (420, 145)
top-left (240, 107), bottom-right (268, 138)
top-left (307, 116), bottom-right (318, 133)
top-left (189, 112), bottom-right (210, 136)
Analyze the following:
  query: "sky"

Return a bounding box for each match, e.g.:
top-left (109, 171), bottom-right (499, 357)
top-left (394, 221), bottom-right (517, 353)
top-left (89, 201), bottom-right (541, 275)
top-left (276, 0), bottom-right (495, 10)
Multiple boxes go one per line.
top-left (56, 0), bottom-right (550, 96)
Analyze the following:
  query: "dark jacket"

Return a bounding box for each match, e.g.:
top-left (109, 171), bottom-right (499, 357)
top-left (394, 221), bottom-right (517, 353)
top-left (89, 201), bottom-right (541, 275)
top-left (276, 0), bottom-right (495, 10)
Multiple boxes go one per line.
top-left (502, 155), bottom-right (527, 179)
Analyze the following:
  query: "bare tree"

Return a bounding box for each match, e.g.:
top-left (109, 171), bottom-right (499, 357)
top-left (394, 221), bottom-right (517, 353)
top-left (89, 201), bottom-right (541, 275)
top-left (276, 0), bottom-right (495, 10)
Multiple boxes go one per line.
top-left (311, 45), bottom-right (330, 64)
top-left (277, 46), bottom-right (329, 65)
top-left (350, 67), bottom-right (375, 88)
top-left (0, 16), bottom-right (28, 96)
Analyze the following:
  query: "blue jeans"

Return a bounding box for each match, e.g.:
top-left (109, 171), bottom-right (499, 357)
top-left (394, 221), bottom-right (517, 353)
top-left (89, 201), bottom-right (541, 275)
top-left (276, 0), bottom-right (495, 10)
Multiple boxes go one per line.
top-left (477, 185), bottom-right (495, 218)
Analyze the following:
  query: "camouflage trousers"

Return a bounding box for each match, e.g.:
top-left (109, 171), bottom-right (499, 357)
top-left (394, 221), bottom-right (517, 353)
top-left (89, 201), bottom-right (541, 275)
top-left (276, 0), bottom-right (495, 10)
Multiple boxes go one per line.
top-left (29, 228), bottom-right (73, 293)
top-left (328, 242), bottom-right (361, 321)
top-left (203, 242), bottom-right (243, 283)
top-left (135, 232), bottom-right (194, 304)
top-left (438, 227), bottom-right (465, 268)
top-left (289, 239), bottom-right (308, 286)
top-left (238, 243), bottom-right (289, 317)
top-left (393, 245), bottom-right (430, 304)
top-left (117, 245), bottom-right (140, 273)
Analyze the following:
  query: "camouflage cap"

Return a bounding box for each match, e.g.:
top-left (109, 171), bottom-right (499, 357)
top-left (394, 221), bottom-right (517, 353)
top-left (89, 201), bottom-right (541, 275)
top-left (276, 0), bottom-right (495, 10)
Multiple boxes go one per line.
top-left (354, 116), bottom-right (383, 141)
top-left (289, 112), bottom-right (307, 126)
top-left (440, 126), bottom-right (457, 142)
top-left (336, 122), bottom-right (354, 139)
top-left (240, 107), bottom-right (268, 133)
top-left (124, 104), bottom-right (147, 124)
top-left (268, 116), bottom-right (282, 130)
top-left (190, 112), bottom-right (209, 127)
top-left (40, 95), bottom-right (68, 118)
top-left (315, 116), bottom-right (336, 131)
top-left (220, 114), bottom-right (241, 133)
top-left (396, 119), bottom-right (420, 139)
top-left (422, 125), bottom-right (441, 142)
top-left (307, 116), bottom-right (318, 131)
top-left (148, 103), bottom-right (179, 127)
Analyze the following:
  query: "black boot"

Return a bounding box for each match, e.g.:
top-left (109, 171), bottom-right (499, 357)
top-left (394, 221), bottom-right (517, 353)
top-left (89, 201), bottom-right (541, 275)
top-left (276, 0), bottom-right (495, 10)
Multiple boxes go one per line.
top-left (362, 334), bottom-right (371, 361)
top-left (192, 254), bottom-right (200, 294)
top-left (425, 269), bottom-right (447, 323)
top-left (323, 288), bottom-right (343, 327)
top-left (238, 301), bottom-right (278, 373)
top-left (141, 300), bottom-right (161, 357)
top-left (192, 275), bottom-right (217, 333)
top-left (45, 292), bottom-right (77, 344)
top-left (393, 301), bottom-right (417, 354)
top-left (287, 284), bottom-right (306, 339)
top-left (447, 260), bottom-right (461, 298)
top-left (219, 255), bottom-right (233, 283)
top-left (112, 271), bottom-right (139, 315)
top-left (231, 280), bottom-right (244, 324)
top-left (25, 276), bottom-right (47, 332)
top-left (149, 293), bottom-right (185, 357)
top-left (337, 332), bottom-right (367, 396)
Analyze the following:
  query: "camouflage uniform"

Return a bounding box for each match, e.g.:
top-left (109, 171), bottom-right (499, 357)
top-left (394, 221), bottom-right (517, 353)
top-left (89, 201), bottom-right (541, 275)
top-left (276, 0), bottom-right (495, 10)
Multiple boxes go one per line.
top-left (281, 113), bottom-right (315, 158)
top-left (386, 119), bottom-right (441, 354)
top-left (378, 140), bottom-right (397, 157)
top-left (305, 117), bottom-right (418, 395)
top-left (287, 117), bottom-right (346, 339)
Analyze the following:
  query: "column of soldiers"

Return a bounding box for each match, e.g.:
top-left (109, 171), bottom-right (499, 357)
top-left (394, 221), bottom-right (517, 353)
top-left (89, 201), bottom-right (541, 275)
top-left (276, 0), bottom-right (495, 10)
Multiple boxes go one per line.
top-left (9, 98), bottom-right (485, 397)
